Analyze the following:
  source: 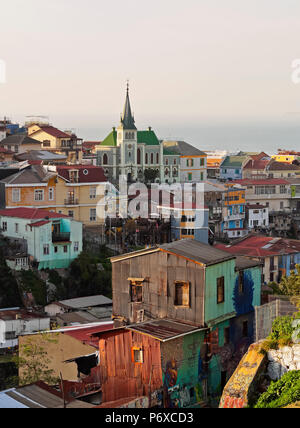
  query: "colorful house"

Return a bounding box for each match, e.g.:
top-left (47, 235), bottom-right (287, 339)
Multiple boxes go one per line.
top-left (27, 124), bottom-right (83, 163)
top-left (163, 140), bottom-right (207, 183)
top-left (215, 235), bottom-right (300, 284)
top-left (221, 184), bottom-right (248, 239)
top-left (0, 164), bottom-right (108, 227)
top-left (0, 207), bottom-right (83, 269)
top-left (53, 165), bottom-right (108, 226)
top-left (0, 164), bottom-right (57, 210)
top-left (220, 153), bottom-right (251, 181)
top-left (109, 239), bottom-right (262, 406)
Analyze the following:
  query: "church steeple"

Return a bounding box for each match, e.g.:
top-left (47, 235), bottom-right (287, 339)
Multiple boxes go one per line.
top-left (120, 82), bottom-right (137, 130)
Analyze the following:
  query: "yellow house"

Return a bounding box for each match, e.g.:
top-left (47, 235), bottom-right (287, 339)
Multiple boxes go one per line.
top-left (272, 151), bottom-right (300, 164)
top-left (27, 124), bottom-right (83, 163)
top-left (53, 165), bottom-right (108, 226)
top-left (1, 165), bottom-right (57, 210)
top-left (0, 165), bottom-right (108, 227)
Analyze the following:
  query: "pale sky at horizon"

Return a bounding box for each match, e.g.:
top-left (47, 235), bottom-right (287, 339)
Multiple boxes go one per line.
top-left (1, 0), bottom-right (300, 140)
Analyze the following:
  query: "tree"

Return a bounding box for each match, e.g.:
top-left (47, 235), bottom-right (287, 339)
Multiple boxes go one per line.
top-left (15, 333), bottom-right (59, 386)
top-left (278, 264), bottom-right (300, 296)
top-left (144, 168), bottom-right (159, 183)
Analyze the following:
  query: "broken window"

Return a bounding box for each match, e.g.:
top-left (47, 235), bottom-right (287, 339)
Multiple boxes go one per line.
top-left (132, 347), bottom-right (144, 364)
top-left (129, 279), bottom-right (144, 303)
top-left (174, 281), bottom-right (190, 307)
top-left (217, 277), bottom-right (225, 304)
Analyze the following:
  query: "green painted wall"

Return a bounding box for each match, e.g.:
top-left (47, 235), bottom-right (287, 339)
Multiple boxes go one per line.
top-left (161, 330), bottom-right (207, 408)
top-left (204, 260), bottom-right (236, 324)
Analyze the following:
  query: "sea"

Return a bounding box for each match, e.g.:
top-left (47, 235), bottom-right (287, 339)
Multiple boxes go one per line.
top-left (76, 117), bottom-right (300, 156)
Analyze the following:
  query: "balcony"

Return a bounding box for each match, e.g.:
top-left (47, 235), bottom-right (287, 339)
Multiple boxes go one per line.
top-left (224, 213), bottom-right (245, 222)
top-left (52, 232), bottom-right (71, 243)
top-left (64, 198), bottom-right (79, 205)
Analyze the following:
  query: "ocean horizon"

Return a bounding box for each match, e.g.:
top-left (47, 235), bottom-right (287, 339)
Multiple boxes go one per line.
top-left (75, 118), bottom-right (300, 156)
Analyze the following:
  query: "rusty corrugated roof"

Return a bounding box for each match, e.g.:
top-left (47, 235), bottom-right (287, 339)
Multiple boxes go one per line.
top-left (126, 319), bottom-right (206, 341)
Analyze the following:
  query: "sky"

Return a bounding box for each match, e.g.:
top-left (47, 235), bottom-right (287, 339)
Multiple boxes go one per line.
top-left (1, 0), bottom-right (300, 147)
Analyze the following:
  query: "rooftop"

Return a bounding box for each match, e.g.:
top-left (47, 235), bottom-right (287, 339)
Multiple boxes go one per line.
top-left (30, 125), bottom-right (71, 139)
top-left (0, 308), bottom-right (48, 321)
top-left (49, 295), bottom-right (112, 310)
top-left (56, 165), bottom-right (107, 183)
top-left (0, 207), bottom-right (70, 220)
top-left (111, 239), bottom-right (235, 266)
top-left (233, 178), bottom-right (290, 186)
top-left (215, 235), bottom-right (300, 257)
top-left (127, 319), bottom-right (206, 341)
top-left (163, 140), bottom-right (207, 157)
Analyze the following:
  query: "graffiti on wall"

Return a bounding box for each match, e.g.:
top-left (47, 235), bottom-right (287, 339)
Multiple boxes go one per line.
top-left (233, 270), bottom-right (254, 316)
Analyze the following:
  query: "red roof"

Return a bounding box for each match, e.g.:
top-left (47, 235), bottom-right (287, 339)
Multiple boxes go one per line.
top-left (30, 220), bottom-right (51, 228)
top-left (31, 125), bottom-right (71, 139)
top-left (243, 159), bottom-right (269, 170)
top-left (0, 207), bottom-right (70, 220)
top-left (215, 235), bottom-right (300, 257)
top-left (83, 141), bottom-right (100, 149)
top-left (233, 178), bottom-right (289, 186)
top-left (57, 165), bottom-right (107, 183)
top-left (0, 147), bottom-right (14, 155)
top-left (64, 323), bottom-right (114, 349)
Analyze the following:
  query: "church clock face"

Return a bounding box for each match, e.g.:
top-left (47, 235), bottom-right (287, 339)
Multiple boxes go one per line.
top-left (128, 144), bottom-right (132, 149)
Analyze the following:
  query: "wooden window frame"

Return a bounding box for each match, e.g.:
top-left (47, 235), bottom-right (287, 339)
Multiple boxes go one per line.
top-left (129, 279), bottom-right (144, 303)
top-left (217, 277), bottom-right (225, 304)
top-left (131, 346), bottom-right (144, 364)
top-left (174, 281), bottom-right (190, 307)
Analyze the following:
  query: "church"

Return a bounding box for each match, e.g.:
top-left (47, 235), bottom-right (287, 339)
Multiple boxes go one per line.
top-left (96, 86), bottom-right (207, 185)
top-left (96, 85), bottom-right (181, 184)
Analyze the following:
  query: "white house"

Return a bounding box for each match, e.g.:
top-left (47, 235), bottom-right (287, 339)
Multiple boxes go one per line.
top-left (0, 308), bottom-right (50, 351)
top-left (246, 204), bottom-right (269, 230)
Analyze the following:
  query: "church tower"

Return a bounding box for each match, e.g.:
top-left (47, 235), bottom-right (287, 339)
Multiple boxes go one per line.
top-left (117, 83), bottom-right (138, 181)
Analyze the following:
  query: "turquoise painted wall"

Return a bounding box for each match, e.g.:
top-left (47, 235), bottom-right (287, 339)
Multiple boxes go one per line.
top-left (204, 259), bottom-right (236, 324)
top-left (161, 330), bottom-right (207, 408)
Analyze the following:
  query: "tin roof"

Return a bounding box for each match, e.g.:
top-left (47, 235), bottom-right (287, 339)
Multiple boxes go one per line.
top-left (111, 239), bottom-right (235, 266)
top-left (159, 239), bottom-right (235, 266)
top-left (51, 295), bottom-right (112, 310)
top-left (0, 382), bottom-right (94, 408)
top-left (127, 319), bottom-right (206, 341)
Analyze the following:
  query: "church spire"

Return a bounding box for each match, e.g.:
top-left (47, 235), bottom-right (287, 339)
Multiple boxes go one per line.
top-left (120, 82), bottom-right (137, 130)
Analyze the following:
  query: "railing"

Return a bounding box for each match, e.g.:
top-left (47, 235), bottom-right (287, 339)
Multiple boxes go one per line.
top-left (52, 232), bottom-right (71, 242)
top-left (64, 198), bottom-right (79, 205)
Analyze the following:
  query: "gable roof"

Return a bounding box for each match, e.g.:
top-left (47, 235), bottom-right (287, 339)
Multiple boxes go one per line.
top-left (0, 207), bottom-right (70, 220)
top-left (111, 239), bottom-right (235, 266)
top-left (221, 155), bottom-right (249, 169)
top-left (56, 165), bottom-right (107, 183)
top-left (267, 161), bottom-right (300, 171)
top-left (30, 125), bottom-right (71, 139)
top-left (100, 129), bottom-right (118, 147)
top-left (163, 141), bottom-right (206, 156)
top-left (1, 164), bottom-right (56, 185)
top-left (0, 135), bottom-right (41, 147)
top-left (137, 130), bottom-right (160, 146)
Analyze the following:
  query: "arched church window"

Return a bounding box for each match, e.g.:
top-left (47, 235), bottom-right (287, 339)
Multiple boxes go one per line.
top-left (156, 153), bottom-right (159, 164)
top-left (151, 153), bottom-right (154, 164)
top-left (103, 153), bottom-right (108, 165)
top-left (145, 153), bottom-right (148, 164)
top-left (137, 148), bottom-right (141, 164)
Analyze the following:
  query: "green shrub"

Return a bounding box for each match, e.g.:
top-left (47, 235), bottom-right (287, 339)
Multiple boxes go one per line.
top-left (254, 371), bottom-right (300, 408)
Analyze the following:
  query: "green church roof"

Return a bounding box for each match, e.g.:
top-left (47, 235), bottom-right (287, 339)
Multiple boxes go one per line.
top-left (137, 130), bottom-right (160, 146)
top-left (100, 129), bottom-right (118, 147)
